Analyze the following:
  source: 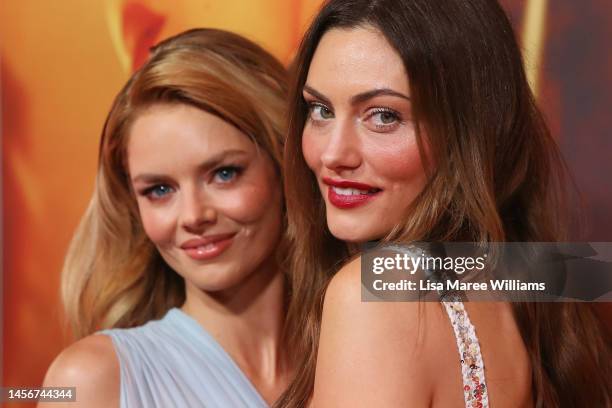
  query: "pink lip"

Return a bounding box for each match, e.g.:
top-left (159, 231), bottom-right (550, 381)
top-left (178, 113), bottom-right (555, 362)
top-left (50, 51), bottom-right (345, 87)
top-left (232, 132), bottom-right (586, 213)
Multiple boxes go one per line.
top-left (322, 177), bottom-right (382, 209)
top-left (180, 232), bottom-right (236, 261)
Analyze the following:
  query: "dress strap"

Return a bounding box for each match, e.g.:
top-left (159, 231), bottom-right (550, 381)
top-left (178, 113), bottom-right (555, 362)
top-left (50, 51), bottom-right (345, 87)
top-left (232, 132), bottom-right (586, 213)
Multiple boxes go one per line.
top-left (442, 301), bottom-right (490, 408)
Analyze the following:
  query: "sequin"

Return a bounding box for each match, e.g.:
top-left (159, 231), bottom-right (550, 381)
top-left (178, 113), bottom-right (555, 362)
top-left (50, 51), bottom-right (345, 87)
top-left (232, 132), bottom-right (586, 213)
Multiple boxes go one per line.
top-left (443, 301), bottom-right (490, 407)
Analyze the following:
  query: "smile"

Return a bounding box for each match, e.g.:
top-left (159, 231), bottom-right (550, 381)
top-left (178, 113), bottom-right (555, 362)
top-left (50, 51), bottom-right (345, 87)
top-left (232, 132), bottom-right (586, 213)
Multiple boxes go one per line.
top-left (323, 177), bottom-right (382, 209)
top-left (180, 232), bottom-right (236, 261)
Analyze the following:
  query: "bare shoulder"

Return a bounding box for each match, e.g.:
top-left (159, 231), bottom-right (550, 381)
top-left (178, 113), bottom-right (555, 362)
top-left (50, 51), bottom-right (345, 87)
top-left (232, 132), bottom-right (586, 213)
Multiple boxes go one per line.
top-left (314, 257), bottom-right (450, 407)
top-left (322, 255), bottom-right (363, 305)
top-left (39, 334), bottom-right (119, 408)
top-left (322, 256), bottom-right (444, 332)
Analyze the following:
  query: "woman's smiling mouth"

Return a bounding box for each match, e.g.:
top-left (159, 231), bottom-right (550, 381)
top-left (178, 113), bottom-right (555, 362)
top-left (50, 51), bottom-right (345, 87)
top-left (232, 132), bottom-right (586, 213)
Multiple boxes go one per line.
top-left (180, 232), bottom-right (237, 260)
top-left (323, 177), bottom-right (382, 209)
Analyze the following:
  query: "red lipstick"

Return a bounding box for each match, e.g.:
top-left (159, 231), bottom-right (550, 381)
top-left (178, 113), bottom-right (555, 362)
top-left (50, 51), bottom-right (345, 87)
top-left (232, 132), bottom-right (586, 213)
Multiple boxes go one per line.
top-left (180, 232), bottom-right (236, 261)
top-left (323, 177), bottom-right (381, 209)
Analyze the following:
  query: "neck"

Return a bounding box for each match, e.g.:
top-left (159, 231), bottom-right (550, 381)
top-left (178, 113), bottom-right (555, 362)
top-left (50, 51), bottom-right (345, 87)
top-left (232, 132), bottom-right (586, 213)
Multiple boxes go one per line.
top-left (180, 257), bottom-right (291, 402)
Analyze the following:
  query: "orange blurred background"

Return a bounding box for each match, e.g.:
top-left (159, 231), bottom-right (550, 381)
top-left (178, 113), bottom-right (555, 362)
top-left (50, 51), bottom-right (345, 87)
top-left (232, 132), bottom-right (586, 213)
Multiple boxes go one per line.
top-left (2, 1), bottom-right (611, 406)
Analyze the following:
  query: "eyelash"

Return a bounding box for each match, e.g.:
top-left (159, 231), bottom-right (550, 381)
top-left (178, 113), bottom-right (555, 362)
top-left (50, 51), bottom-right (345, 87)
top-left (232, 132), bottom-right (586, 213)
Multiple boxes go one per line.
top-left (138, 165), bottom-right (244, 201)
top-left (306, 99), bottom-right (403, 133)
top-left (365, 107), bottom-right (403, 131)
top-left (306, 101), bottom-right (334, 125)
top-left (212, 165), bottom-right (244, 184)
top-left (141, 184), bottom-right (174, 201)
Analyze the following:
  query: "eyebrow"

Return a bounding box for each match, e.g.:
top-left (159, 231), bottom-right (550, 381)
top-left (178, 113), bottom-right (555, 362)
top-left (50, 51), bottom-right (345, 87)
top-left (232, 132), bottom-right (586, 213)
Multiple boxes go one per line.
top-left (303, 84), bottom-right (410, 106)
top-left (131, 149), bottom-right (248, 184)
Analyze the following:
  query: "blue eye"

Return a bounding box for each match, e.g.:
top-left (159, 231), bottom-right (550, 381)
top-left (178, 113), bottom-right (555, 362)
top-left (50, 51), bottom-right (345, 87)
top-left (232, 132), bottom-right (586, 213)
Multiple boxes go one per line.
top-left (214, 166), bottom-right (242, 183)
top-left (144, 185), bottom-right (174, 200)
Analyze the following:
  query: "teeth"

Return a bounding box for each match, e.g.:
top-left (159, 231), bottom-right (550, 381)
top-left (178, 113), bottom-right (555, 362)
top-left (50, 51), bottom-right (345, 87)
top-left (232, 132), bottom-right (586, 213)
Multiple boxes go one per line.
top-left (333, 187), bottom-right (371, 196)
top-left (196, 243), bottom-right (216, 251)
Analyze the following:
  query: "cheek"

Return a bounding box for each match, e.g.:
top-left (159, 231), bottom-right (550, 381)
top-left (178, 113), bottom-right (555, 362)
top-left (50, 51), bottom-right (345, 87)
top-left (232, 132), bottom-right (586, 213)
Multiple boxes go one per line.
top-left (217, 189), bottom-right (269, 222)
top-left (220, 182), bottom-right (282, 249)
top-left (138, 202), bottom-right (176, 245)
top-left (302, 127), bottom-right (322, 172)
top-left (219, 173), bottom-right (281, 225)
top-left (364, 135), bottom-right (426, 187)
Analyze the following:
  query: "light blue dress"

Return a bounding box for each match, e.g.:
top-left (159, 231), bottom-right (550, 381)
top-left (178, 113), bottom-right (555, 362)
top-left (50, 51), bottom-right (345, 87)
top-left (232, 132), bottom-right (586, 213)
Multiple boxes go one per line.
top-left (101, 308), bottom-right (269, 408)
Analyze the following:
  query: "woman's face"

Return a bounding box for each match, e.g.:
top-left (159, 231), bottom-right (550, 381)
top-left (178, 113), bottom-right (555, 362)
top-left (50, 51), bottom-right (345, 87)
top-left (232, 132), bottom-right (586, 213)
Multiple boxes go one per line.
top-left (127, 103), bottom-right (282, 292)
top-left (302, 26), bottom-right (428, 243)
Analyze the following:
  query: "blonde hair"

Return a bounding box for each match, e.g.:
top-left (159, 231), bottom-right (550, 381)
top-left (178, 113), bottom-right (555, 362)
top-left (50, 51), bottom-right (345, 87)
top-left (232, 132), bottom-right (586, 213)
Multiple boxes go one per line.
top-left (63, 28), bottom-right (288, 339)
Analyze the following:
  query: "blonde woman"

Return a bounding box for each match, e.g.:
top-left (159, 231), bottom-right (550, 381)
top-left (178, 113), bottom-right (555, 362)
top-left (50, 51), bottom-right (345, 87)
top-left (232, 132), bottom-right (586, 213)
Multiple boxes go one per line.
top-left (41, 28), bottom-right (292, 408)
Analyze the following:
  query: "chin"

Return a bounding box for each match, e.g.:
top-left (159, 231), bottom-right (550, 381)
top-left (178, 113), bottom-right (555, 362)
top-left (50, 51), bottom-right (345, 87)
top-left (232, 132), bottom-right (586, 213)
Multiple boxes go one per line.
top-left (327, 218), bottom-right (380, 243)
top-left (169, 256), bottom-right (245, 292)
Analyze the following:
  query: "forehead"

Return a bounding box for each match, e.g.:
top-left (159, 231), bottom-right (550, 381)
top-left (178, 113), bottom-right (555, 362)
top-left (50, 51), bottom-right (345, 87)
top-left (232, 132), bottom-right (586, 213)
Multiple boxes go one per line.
top-left (306, 26), bottom-right (410, 98)
top-left (127, 104), bottom-right (254, 171)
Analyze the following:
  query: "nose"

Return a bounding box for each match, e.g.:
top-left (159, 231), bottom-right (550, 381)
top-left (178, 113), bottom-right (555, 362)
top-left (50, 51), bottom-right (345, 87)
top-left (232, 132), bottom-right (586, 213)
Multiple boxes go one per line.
top-left (320, 119), bottom-right (361, 172)
top-left (180, 188), bottom-right (216, 232)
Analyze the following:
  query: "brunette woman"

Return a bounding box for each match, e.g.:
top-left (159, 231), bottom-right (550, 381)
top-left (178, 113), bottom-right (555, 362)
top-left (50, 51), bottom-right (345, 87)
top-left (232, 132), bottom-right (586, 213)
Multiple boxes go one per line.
top-left (279, 1), bottom-right (611, 407)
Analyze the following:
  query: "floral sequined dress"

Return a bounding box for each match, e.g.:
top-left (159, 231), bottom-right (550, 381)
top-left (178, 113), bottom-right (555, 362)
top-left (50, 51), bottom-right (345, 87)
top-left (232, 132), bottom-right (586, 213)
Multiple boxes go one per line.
top-left (442, 301), bottom-right (490, 408)
top-left (380, 243), bottom-right (490, 407)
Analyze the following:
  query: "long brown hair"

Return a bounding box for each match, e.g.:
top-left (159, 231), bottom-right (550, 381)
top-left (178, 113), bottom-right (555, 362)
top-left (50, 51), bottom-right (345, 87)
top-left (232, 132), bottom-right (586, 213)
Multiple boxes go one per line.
top-left (278, 0), bottom-right (610, 406)
top-left (62, 28), bottom-right (288, 339)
